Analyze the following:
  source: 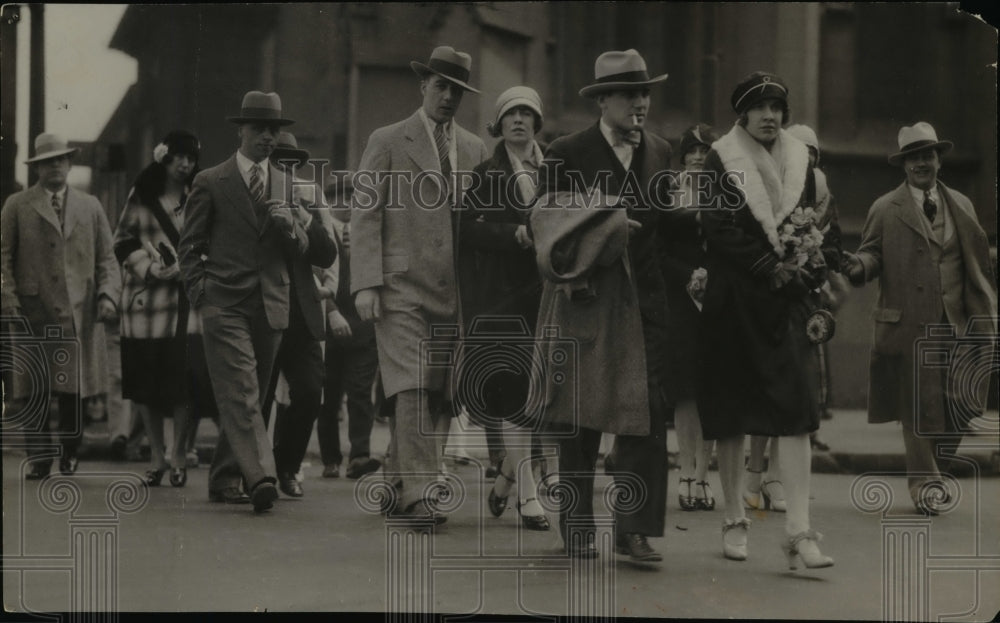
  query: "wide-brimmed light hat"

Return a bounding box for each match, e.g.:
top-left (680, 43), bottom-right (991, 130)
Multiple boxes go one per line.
top-left (887, 122), bottom-right (953, 165)
top-left (227, 91), bottom-right (295, 126)
top-left (579, 49), bottom-right (668, 98)
top-left (488, 86), bottom-right (543, 137)
top-left (24, 133), bottom-right (78, 163)
top-left (271, 131), bottom-right (310, 168)
top-left (411, 46), bottom-right (481, 94)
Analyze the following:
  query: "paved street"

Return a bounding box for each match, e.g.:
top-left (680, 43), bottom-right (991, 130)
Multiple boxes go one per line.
top-left (3, 430), bottom-right (999, 618)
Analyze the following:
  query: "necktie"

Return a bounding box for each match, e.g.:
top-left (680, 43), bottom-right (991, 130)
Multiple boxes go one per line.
top-left (434, 123), bottom-right (451, 177)
top-left (923, 190), bottom-right (937, 224)
top-left (249, 163), bottom-right (264, 204)
top-left (51, 192), bottom-right (64, 226)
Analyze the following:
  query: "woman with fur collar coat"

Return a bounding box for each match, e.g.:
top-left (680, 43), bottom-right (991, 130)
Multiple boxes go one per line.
top-left (696, 72), bottom-right (834, 570)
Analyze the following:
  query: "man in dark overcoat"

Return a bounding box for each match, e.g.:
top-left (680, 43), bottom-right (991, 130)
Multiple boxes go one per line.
top-left (845, 122), bottom-right (997, 515)
top-left (531, 49), bottom-right (673, 560)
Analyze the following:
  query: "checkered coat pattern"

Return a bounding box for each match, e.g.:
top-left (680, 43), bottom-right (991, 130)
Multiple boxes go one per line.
top-left (113, 190), bottom-right (201, 340)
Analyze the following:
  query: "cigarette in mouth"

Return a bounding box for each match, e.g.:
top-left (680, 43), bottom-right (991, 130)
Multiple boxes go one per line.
top-left (631, 114), bottom-right (639, 127)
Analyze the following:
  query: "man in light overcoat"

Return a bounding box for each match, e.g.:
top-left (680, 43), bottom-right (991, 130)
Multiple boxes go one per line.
top-left (351, 46), bottom-right (488, 525)
top-left (1, 133), bottom-right (121, 479)
top-left (845, 122), bottom-right (997, 515)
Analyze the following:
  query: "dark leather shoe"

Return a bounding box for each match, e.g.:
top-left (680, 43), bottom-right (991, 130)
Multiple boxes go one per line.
top-left (59, 454), bottom-right (79, 475)
top-left (251, 481), bottom-right (279, 513)
top-left (278, 473), bottom-right (303, 498)
top-left (346, 456), bottom-right (382, 479)
top-left (616, 533), bottom-right (662, 562)
top-left (110, 435), bottom-right (128, 461)
top-left (25, 464), bottom-right (51, 481)
top-left (209, 487), bottom-right (251, 504)
top-left (322, 464), bottom-right (340, 478)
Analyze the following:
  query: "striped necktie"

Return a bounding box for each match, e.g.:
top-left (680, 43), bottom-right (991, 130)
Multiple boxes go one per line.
top-left (249, 163), bottom-right (264, 204)
top-left (923, 190), bottom-right (937, 224)
top-left (51, 192), bottom-right (64, 226)
top-left (434, 123), bottom-right (451, 177)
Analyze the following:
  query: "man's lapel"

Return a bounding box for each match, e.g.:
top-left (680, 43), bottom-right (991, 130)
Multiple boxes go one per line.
top-left (403, 111), bottom-right (440, 176)
top-left (583, 123), bottom-right (626, 193)
top-left (218, 155), bottom-right (260, 230)
top-left (62, 188), bottom-right (84, 239)
top-left (28, 184), bottom-right (62, 234)
top-left (890, 182), bottom-right (931, 247)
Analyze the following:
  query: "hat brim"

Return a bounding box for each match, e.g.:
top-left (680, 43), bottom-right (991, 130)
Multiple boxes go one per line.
top-left (579, 73), bottom-right (669, 98)
top-left (410, 61), bottom-right (481, 94)
top-left (24, 147), bottom-right (78, 164)
top-left (271, 148), bottom-right (311, 168)
top-left (887, 140), bottom-right (953, 165)
top-left (227, 116), bottom-right (295, 126)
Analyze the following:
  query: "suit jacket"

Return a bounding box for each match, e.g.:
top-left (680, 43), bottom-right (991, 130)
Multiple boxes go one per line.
top-left (1, 184), bottom-right (121, 398)
top-left (855, 180), bottom-right (997, 426)
top-left (178, 155), bottom-right (333, 331)
top-left (350, 109), bottom-right (488, 396)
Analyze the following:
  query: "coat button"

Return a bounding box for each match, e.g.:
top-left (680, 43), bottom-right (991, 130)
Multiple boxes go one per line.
top-left (916, 284), bottom-right (924, 291)
top-left (438, 279), bottom-right (447, 287)
top-left (917, 248), bottom-right (924, 254)
top-left (51, 276), bottom-right (58, 282)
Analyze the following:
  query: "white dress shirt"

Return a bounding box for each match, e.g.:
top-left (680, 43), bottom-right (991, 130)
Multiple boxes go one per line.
top-left (599, 118), bottom-right (635, 171)
top-left (236, 149), bottom-right (269, 192)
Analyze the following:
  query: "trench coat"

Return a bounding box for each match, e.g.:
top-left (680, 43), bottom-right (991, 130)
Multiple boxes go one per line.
top-left (1, 184), bottom-right (121, 399)
top-left (350, 109), bottom-right (488, 398)
top-left (854, 181), bottom-right (997, 429)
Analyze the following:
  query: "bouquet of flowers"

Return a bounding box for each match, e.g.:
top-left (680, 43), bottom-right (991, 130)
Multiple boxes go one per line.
top-left (778, 207), bottom-right (826, 276)
top-left (778, 207), bottom-right (835, 344)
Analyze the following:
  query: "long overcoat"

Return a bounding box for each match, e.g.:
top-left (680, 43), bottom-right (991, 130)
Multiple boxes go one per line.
top-left (350, 110), bottom-right (488, 398)
top-left (1, 184), bottom-right (121, 399)
top-left (697, 125), bottom-right (821, 439)
top-left (855, 181), bottom-right (996, 429)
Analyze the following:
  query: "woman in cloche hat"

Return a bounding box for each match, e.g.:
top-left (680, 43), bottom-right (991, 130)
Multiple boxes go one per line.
top-left (695, 71), bottom-right (836, 569)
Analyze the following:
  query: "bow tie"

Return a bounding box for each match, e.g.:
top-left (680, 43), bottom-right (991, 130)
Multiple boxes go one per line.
top-left (614, 130), bottom-right (641, 149)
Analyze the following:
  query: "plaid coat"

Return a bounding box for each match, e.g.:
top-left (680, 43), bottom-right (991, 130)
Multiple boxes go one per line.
top-left (113, 189), bottom-right (201, 340)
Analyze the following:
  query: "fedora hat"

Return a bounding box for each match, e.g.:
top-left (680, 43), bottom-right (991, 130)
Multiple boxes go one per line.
top-left (227, 90), bottom-right (295, 126)
top-left (578, 49), bottom-right (668, 98)
top-left (271, 131), bottom-right (310, 168)
top-left (24, 132), bottom-right (78, 163)
top-left (411, 46), bottom-right (481, 94)
top-left (887, 122), bottom-right (953, 165)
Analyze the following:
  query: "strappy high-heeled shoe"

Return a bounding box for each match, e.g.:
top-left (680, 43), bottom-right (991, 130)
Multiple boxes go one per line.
top-left (678, 477), bottom-right (697, 511)
top-left (145, 467), bottom-right (168, 487)
top-left (695, 480), bottom-right (716, 510)
top-left (782, 530), bottom-right (834, 570)
top-left (759, 479), bottom-right (787, 512)
top-left (488, 472), bottom-right (515, 517)
top-left (169, 467), bottom-right (187, 487)
top-left (516, 497), bottom-right (550, 531)
top-left (722, 517), bottom-right (751, 561)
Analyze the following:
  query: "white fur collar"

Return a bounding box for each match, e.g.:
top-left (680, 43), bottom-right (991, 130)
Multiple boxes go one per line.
top-left (712, 124), bottom-right (810, 256)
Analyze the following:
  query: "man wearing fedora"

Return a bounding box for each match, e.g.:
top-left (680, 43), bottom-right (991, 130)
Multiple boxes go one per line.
top-left (1, 132), bottom-right (121, 479)
top-left (178, 91), bottom-right (334, 512)
top-left (531, 49), bottom-right (672, 560)
top-left (844, 122), bottom-right (996, 515)
top-left (259, 131), bottom-right (337, 498)
top-left (351, 46), bottom-right (487, 525)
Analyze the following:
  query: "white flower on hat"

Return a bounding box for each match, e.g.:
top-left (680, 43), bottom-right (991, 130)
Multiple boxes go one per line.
top-left (153, 143), bottom-right (169, 164)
